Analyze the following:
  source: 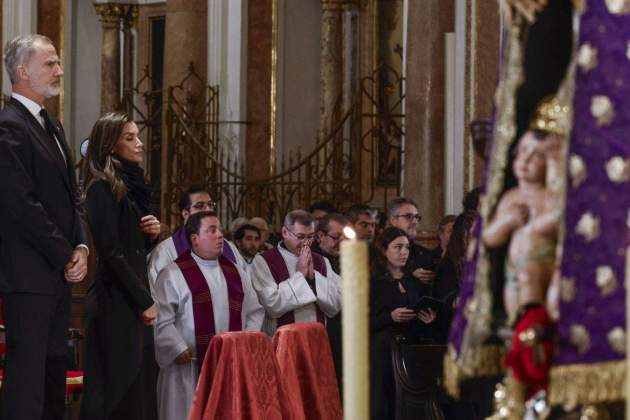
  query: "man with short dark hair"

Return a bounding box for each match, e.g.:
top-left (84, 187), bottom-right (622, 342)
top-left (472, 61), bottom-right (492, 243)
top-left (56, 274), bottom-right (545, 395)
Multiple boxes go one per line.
top-left (250, 209), bottom-right (342, 336)
top-left (0, 34), bottom-right (88, 420)
top-left (387, 197), bottom-right (437, 283)
top-left (346, 204), bottom-right (377, 242)
top-left (308, 200), bottom-right (337, 227)
top-left (312, 213), bottom-right (349, 274)
top-left (148, 187), bottom-right (246, 294)
top-left (233, 223), bottom-right (261, 264)
top-left (154, 211), bottom-right (263, 420)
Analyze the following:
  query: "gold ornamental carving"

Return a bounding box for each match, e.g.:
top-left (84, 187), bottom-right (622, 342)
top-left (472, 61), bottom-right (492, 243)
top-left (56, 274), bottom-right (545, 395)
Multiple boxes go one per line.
top-left (94, 3), bottom-right (138, 28)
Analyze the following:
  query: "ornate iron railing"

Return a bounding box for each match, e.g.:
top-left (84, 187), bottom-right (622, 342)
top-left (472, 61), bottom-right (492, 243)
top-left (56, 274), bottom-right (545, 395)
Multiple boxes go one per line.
top-left (162, 63), bottom-right (404, 229)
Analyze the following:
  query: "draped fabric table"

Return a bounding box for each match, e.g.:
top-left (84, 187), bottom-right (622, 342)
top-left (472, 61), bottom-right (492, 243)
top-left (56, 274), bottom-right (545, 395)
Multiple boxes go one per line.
top-left (189, 331), bottom-right (303, 420)
top-left (272, 322), bottom-right (342, 420)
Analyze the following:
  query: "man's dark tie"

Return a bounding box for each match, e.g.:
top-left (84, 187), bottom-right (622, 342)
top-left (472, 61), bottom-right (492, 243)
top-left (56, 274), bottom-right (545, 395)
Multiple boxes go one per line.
top-left (39, 108), bottom-right (66, 164)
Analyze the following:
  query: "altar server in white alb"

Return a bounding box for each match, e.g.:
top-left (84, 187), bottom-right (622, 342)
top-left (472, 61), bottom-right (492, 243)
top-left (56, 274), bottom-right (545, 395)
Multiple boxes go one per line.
top-left (154, 211), bottom-right (264, 420)
top-left (250, 209), bottom-right (342, 336)
top-left (147, 187), bottom-right (246, 296)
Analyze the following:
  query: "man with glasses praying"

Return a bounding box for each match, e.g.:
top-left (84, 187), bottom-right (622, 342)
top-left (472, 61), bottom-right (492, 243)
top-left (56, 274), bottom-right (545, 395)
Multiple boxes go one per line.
top-left (250, 209), bottom-right (342, 336)
top-left (148, 186), bottom-right (246, 295)
top-left (387, 197), bottom-right (437, 284)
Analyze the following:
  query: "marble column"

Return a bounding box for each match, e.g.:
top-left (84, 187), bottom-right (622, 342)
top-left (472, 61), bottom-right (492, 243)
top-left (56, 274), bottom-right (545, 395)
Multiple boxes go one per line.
top-left (319, 0), bottom-right (345, 139)
top-left (94, 3), bottom-right (123, 113)
top-left (404, 0), bottom-right (454, 232)
top-left (38, 0), bottom-right (63, 118)
top-left (245, 0), bottom-right (273, 181)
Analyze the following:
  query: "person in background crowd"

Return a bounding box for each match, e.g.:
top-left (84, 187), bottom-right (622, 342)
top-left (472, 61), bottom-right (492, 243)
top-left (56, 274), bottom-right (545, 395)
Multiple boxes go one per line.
top-left (311, 213), bottom-right (349, 273)
top-left (249, 216), bottom-right (274, 251)
top-left (80, 112), bottom-right (159, 420)
top-left (228, 217), bottom-right (249, 237)
top-left (387, 197), bottom-right (438, 285)
top-left (250, 209), bottom-right (341, 336)
top-left (308, 200), bottom-right (337, 228)
top-left (233, 223), bottom-right (262, 264)
top-left (346, 204), bottom-right (377, 243)
top-left (147, 187), bottom-right (246, 296)
top-left (433, 211), bottom-right (476, 343)
top-left (369, 227), bottom-right (436, 420)
top-left (311, 213), bottom-right (349, 392)
top-left (462, 187), bottom-right (481, 214)
top-left (436, 215), bottom-right (457, 258)
top-left (154, 211), bottom-right (263, 420)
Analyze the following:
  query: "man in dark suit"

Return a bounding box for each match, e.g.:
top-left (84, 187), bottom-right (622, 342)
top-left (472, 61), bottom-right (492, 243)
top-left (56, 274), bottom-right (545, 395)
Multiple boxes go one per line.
top-left (0, 34), bottom-right (88, 420)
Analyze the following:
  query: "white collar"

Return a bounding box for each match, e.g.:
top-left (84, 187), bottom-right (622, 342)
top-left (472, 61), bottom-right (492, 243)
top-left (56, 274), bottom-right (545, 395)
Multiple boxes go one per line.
top-left (278, 243), bottom-right (298, 261)
top-left (191, 251), bottom-right (219, 268)
top-left (12, 92), bottom-right (43, 120)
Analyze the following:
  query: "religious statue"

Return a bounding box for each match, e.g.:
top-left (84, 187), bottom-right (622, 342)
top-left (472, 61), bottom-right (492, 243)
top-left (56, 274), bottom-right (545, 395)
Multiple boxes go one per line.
top-left (445, 0), bottom-right (630, 418)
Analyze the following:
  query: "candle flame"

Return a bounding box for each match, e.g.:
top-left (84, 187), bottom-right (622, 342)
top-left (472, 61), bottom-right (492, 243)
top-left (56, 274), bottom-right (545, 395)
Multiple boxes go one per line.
top-left (343, 226), bottom-right (356, 239)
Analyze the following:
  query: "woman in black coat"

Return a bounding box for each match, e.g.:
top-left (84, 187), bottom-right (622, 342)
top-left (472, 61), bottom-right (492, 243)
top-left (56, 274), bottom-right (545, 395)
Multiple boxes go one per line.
top-left (80, 112), bottom-right (161, 420)
top-left (369, 227), bottom-right (436, 420)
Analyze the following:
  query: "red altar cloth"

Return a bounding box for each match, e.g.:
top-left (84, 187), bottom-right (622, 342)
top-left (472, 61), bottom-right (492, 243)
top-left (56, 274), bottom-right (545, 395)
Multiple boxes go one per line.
top-left (272, 322), bottom-right (342, 420)
top-left (189, 331), bottom-right (303, 420)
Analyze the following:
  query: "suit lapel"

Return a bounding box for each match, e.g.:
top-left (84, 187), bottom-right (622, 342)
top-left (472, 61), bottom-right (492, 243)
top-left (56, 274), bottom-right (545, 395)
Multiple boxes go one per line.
top-left (8, 99), bottom-right (72, 192)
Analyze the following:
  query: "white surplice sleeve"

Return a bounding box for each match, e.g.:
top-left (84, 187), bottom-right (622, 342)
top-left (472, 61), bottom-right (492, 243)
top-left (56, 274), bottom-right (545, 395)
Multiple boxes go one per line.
top-left (147, 238), bottom-right (177, 298)
top-left (250, 254), bottom-right (317, 318)
top-left (314, 257), bottom-right (342, 317)
top-left (154, 264), bottom-right (190, 368)
top-left (236, 266), bottom-right (265, 332)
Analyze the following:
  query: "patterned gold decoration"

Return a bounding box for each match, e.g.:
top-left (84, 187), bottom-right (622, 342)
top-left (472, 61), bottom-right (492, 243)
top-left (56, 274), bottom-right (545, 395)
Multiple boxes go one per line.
top-left (575, 212), bottom-right (600, 242)
top-left (560, 277), bottom-right (576, 302)
top-left (606, 327), bottom-right (626, 354)
top-left (605, 156), bottom-right (630, 183)
top-left (590, 95), bottom-right (616, 126)
top-left (466, 238), bottom-right (477, 261)
top-left (486, 373), bottom-right (525, 420)
top-left (605, 0), bottom-right (630, 14)
top-left (596, 266), bottom-right (617, 296)
top-left (581, 405), bottom-right (612, 420)
top-left (569, 324), bottom-right (591, 355)
top-left (529, 96), bottom-right (570, 135)
top-left (569, 154), bottom-right (588, 188)
top-left (549, 360), bottom-right (625, 408)
top-left (627, 40), bottom-right (630, 61)
top-left (577, 43), bottom-right (598, 72)
top-left (627, 209), bottom-right (630, 229)
top-left (443, 344), bottom-right (505, 399)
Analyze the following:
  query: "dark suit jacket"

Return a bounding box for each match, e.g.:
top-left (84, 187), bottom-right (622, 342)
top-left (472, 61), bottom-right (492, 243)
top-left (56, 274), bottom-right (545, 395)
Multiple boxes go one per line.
top-left (0, 97), bottom-right (85, 294)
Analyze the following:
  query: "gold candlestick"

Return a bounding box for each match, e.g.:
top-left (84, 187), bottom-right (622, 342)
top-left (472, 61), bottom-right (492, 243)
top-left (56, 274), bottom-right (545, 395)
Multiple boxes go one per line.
top-left (340, 227), bottom-right (370, 419)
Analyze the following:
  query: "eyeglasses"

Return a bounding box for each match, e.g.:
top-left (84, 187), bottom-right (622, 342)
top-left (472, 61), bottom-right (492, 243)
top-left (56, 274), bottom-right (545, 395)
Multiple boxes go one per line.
top-left (190, 200), bottom-right (217, 211)
top-left (285, 228), bottom-right (316, 242)
top-left (323, 232), bottom-right (343, 242)
top-left (393, 213), bottom-right (421, 222)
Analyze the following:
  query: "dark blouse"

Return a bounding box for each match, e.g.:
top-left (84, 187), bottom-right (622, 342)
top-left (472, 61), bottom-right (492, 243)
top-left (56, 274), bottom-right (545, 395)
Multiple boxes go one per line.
top-left (369, 272), bottom-right (435, 340)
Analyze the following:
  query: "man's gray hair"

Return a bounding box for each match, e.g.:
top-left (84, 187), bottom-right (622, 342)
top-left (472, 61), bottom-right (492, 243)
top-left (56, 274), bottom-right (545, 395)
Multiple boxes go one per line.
top-left (4, 34), bottom-right (52, 84)
top-left (387, 197), bottom-right (418, 219)
top-left (283, 209), bottom-right (314, 228)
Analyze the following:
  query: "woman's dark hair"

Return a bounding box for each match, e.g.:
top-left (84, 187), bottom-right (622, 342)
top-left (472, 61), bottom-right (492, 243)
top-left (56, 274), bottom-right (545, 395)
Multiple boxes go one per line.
top-left (372, 226), bottom-right (410, 279)
top-left (443, 212), bottom-right (476, 281)
top-left (83, 112), bottom-right (132, 201)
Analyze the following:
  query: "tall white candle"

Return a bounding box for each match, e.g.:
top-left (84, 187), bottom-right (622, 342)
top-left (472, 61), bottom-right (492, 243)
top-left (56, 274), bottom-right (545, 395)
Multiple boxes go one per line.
top-left (340, 226), bottom-right (370, 420)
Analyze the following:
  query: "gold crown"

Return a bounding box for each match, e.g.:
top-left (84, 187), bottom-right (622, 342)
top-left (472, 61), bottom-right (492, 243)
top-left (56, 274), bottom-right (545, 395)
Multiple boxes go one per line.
top-left (529, 96), bottom-right (569, 135)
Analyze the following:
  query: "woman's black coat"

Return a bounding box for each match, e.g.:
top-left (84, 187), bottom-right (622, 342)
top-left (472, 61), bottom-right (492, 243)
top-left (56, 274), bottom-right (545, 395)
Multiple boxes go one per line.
top-left (80, 179), bottom-right (156, 420)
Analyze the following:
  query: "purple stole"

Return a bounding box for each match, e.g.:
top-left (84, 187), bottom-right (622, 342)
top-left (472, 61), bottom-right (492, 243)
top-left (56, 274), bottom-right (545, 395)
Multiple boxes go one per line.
top-left (174, 250), bottom-right (244, 370)
top-left (261, 246), bottom-right (326, 327)
top-left (171, 226), bottom-right (237, 264)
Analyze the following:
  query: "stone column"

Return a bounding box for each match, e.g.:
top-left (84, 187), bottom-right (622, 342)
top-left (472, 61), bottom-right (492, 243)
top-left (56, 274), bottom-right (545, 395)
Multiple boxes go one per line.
top-left (121, 6), bottom-right (138, 98)
top-left (163, 0), bottom-right (207, 96)
top-left (245, 0), bottom-right (273, 181)
top-left (94, 3), bottom-right (123, 113)
top-left (319, 0), bottom-right (345, 139)
top-left (38, 0), bottom-right (63, 118)
top-left (404, 0), bottom-right (454, 232)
